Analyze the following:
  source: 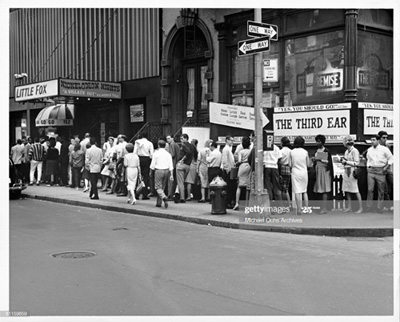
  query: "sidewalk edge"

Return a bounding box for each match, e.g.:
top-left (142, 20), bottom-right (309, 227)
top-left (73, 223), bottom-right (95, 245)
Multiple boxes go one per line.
top-left (22, 193), bottom-right (393, 238)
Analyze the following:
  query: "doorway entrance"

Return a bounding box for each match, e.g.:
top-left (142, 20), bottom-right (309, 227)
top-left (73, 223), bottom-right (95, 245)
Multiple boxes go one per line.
top-left (162, 21), bottom-right (213, 136)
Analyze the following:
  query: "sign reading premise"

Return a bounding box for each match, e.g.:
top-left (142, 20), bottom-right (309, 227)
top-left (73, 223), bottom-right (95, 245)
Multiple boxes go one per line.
top-left (210, 102), bottom-right (269, 130)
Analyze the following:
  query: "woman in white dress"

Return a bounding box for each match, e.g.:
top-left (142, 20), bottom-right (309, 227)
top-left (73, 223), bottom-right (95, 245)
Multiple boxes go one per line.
top-left (341, 135), bottom-right (363, 213)
top-left (197, 139), bottom-right (213, 203)
top-left (233, 137), bottom-right (251, 210)
top-left (123, 143), bottom-right (141, 205)
top-left (289, 136), bottom-right (310, 215)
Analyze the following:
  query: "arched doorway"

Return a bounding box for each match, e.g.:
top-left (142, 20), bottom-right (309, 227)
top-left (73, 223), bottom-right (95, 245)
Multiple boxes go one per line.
top-left (161, 19), bottom-right (213, 136)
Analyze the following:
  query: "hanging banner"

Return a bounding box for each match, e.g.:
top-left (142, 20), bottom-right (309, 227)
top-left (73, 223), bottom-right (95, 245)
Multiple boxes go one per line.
top-left (210, 102), bottom-right (269, 130)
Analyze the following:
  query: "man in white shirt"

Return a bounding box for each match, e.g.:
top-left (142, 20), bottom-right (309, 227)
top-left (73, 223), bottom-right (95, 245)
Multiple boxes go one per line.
top-left (365, 134), bottom-right (393, 213)
top-left (10, 139), bottom-right (25, 174)
top-left (378, 130), bottom-right (393, 211)
top-left (221, 136), bottom-right (236, 208)
top-left (263, 143), bottom-right (283, 208)
top-left (206, 141), bottom-right (222, 184)
top-left (80, 133), bottom-right (91, 153)
top-left (150, 139), bottom-right (174, 208)
top-left (85, 137), bottom-right (103, 200)
top-left (134, 132), bottom-right (154, 200)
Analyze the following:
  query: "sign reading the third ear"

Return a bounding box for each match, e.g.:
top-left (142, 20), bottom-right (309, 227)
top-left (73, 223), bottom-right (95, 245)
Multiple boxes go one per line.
top-left (247, 21), bottom-right (278, 41)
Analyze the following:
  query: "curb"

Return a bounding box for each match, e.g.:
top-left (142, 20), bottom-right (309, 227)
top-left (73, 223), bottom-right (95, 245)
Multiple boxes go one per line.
top-left (22, 193), bottom-right (393, 238)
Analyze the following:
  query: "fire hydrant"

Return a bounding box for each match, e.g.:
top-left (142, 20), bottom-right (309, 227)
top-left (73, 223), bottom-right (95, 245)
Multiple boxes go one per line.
top-left (209, 176), bottom-right (227, 214)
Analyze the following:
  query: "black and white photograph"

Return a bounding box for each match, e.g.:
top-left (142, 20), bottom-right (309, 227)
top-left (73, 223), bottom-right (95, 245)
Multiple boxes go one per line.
top-left (2, 1), bottom-right (399, 321)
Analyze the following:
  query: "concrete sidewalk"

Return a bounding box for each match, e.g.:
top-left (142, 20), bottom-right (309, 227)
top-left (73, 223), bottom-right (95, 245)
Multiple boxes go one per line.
top-left (19, 185), bottom-right (394, 237)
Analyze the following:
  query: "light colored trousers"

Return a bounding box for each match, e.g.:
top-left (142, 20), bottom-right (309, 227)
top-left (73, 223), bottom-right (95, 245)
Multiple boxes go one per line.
top-left (30, 160), bottom-right (43, 183)
top-left (176, 163), bottom-right (190, 200)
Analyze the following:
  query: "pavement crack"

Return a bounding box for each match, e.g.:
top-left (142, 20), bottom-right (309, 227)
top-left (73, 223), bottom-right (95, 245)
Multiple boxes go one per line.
top-left (163, 278), bottom-right (304, 315)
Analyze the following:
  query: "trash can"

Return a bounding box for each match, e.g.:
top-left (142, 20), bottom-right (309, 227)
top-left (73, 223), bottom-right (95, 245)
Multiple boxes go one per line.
top-left (209, 176), bottom-right (227, 214)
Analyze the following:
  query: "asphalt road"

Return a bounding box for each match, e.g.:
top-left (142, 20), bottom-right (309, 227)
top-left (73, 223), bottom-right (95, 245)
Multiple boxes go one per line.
top-left (9, 198), bottom-right (394, 316)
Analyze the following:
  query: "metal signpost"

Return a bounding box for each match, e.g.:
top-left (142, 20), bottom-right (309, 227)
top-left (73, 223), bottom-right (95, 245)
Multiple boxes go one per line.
top-left (237, 10), bottom-right (280, 217)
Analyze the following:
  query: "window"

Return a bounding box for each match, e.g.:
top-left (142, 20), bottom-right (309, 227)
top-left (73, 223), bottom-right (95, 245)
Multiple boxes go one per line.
top-left (357, 31), bottom-right (393, 103)
top-left (284, 30), bottom-right (345, 105)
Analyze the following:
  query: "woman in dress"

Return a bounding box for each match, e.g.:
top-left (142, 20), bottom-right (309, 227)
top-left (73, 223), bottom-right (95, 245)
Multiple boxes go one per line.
top-left (185, 139), bottom-right (199, 201)
top-left (289, 136), bottom-right (310, 215)
top-left (233, 137), bottom-right (251, 211)
top-left (341, 135), bottom-right (363, 213)
top-left (123, 143), bottom-right (140, 205)
top-left (312, 134), bottom-right (333, 214)
top-left (197, 139), bottom-right (213, 203)
top-left (105, 152), bottom-right (118, 195)
top-left (100, 144), bottom-right (116, 192)
top-left (45, 137), bottom-right (59, 186)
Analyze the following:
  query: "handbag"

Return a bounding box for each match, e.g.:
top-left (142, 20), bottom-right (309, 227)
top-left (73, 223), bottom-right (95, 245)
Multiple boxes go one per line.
top-left (136, 175), bottom-right (145, 194)
top-left (230, 166), bottom-right (238, 180)
top-left (108, 161), bottom-right (115, 171)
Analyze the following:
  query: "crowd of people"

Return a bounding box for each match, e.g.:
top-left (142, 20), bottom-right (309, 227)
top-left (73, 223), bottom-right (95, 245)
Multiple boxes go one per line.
top-left (10, 130), bottom-right (393, 214)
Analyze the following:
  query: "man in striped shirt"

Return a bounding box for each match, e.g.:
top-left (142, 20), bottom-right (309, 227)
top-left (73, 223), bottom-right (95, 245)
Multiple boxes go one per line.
top-left (28, 137), bottom-right (46, 186)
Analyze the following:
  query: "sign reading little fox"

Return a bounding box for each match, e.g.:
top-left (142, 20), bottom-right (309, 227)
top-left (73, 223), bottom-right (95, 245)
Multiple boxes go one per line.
top-left (247, 21), bottom-right (278, 41)
top-left (238, 36), bottom-right (270, 56)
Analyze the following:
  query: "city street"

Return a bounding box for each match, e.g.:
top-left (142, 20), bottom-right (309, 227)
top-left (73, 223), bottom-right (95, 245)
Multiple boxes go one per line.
top-left (10, 198), bottom-right (393, 316)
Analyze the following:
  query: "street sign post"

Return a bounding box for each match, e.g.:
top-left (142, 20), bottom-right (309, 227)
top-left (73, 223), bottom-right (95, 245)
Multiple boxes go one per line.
top-left (247, 20), bottom-right (278, 41)
top-left (238, 36), bottom-right (270, 56)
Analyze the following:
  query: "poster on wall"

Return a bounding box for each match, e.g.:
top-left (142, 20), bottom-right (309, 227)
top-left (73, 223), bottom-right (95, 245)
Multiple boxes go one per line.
top-left (182, 127), bottom-right (210, 151)
top-left (130, 104), bottom-right (144, 123)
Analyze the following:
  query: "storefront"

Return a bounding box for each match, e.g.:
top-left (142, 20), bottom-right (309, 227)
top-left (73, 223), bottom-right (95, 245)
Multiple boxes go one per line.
top-left (9, 8), bottom-right (161, 146)
top-left (226, 9), bottom-right (392, 152)
top-left (162, 9), bottom-right (393, 148)
top-left (13, 78), bottom-right (122, 144)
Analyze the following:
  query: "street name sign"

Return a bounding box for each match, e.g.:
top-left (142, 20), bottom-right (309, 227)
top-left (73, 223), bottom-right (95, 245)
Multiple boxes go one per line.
top-left (247, 21), bottom-right (278, 41)
top-left (238, 36), bottom-right (270, 56)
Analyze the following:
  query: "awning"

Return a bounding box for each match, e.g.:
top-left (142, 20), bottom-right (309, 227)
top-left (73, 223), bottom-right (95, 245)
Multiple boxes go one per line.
top-left (35, 104), bottom-right (74, 127)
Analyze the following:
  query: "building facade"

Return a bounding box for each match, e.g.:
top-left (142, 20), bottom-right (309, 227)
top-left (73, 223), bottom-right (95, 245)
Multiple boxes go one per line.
top-left (10, 8), bottom-right (161, 146)
top-left (10, 8), bottom-right (393, 152)
top-left (161, 9), bottom-right (393, 152)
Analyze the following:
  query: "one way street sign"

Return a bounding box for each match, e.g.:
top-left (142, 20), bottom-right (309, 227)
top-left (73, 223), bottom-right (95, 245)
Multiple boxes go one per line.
top-left (238, 36), bottom-right (270, 56)
top-left (247, 21), bottom-right (278, 41)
